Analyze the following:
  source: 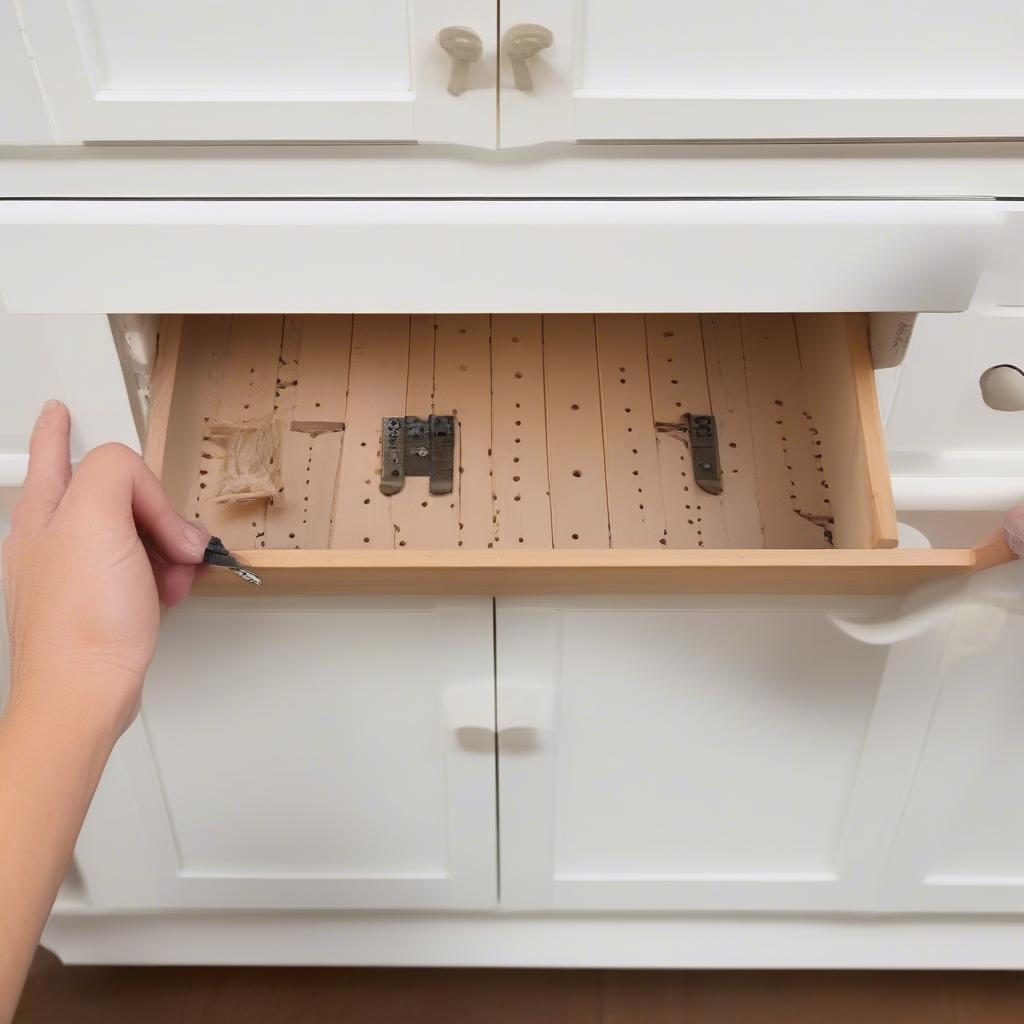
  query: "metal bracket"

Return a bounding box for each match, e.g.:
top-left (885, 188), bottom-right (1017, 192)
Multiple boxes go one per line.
top-left (380, 416), bottom-right (405, 495)
top-left (429, 415), bottom-right (455, 495)
top-left (380, 415), bottom-right (455, 495)
top-left (687, 413), bottom-right (722, 495)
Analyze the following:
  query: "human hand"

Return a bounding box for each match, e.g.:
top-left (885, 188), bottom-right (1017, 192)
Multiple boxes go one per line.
top-left (2, 401), bottom-right (209, 738)
top-left (1003, 504), bottom-right (1024, 558)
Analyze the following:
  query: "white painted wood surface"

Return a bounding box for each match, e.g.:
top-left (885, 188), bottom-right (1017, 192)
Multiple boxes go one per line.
top-left (25, 574), bottom-right (1024, 963)
top-left (0, 1), bottom-right (52, 142)
top-left (881, 560), bottom-right (1024, 912)
top-left (37, 909), bottom-right (1024, 969)
top-left (884, 312), bottom-right (1024, 511)
top-left (499, 0), bottom-right (1024, 146)
top-left (15, 0), bottom-right (497, 146)
top-left (0, 310), bottom-right (137, 485)
top-left (73, 597), bottom-right (497, 910)
top-left (494, 593), bottom-right (959, 912)
top-left (0, 200), bottom-right (1003, 315)
top-left (6, 143), bottom-right (1024, 199)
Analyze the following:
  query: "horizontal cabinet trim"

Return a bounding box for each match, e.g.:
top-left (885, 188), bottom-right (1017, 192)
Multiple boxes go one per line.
top-left (0, 200), bottom-right (1001, 314)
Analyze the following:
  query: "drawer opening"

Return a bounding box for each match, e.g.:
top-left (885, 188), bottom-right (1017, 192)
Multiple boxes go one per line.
top-left (143, 312), bottom-right (976, 594)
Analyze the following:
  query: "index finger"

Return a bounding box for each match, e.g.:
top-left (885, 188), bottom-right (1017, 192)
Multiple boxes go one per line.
top-left (18, 400), bottom-right (72, 527)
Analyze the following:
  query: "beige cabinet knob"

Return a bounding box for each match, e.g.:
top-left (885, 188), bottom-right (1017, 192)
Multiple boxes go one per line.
top-left (503, 23), bottom-right (554, 91)
top-left (437, 26), bottom-right (484, 96)
top-left (980, 364), bottom-right (1024, 412)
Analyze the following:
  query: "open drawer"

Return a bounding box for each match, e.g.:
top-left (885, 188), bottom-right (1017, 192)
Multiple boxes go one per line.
top-left (144, 310), bottom-right (985, 595)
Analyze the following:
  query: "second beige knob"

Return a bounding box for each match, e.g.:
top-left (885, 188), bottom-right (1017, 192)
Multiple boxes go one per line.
top-left (503, 23), bottom-right (554, 91)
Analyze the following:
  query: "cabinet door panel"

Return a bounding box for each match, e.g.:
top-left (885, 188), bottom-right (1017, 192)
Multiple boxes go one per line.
top-left (499, 0), bottom-right (1024, 146)
top-left (20, 0), bottom-right (497, 146)
top-left (73, 597), bottom-right (497, 909)
top-left (0, 1), bottom-right (51, 142)
top-left (882, 561), bottom-right (1024, 912)
top-left (496, 595), bottom-right (947, 912)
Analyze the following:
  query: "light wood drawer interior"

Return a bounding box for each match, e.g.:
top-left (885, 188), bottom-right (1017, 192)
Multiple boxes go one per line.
top-left (145, 312), bottom-right (977, 594)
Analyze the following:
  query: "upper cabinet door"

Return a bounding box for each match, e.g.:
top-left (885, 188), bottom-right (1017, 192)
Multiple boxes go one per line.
top-left (18, 1), bottom-right (498, 146)
top-left (498, 0), bottom-right (1024, 147)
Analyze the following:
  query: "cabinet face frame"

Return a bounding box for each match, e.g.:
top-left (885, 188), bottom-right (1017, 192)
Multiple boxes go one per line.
top-left (17, 0), bottom-right (498, 146)
top-left (0, 312), bottom-right (138, 487)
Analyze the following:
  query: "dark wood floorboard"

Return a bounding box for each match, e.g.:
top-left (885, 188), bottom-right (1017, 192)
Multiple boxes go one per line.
top-left (15, 947), bottom-right (1024, 1023)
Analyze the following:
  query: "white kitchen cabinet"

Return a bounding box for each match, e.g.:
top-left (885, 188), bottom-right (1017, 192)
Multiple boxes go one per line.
top-left (494, 594), bottom-right (956, 912)
top-left (880, 560), bottom-right (1024, 913)
top-left (0, 170), bottom-right (1018, 965)
top-left (10, 2), bottom-right (1024, 149)
top-left (15, 1), bottom-right (497, 146)
top-left (498, 0), bottom-right (1024, 147)
top-left (0, 311), bottom-right (137, 486)
top-left (71, 597), bottom-right (497, 910)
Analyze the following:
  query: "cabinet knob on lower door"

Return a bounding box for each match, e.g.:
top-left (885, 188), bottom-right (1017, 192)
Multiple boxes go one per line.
top-left (503, 24), bottom-right (554, 91)
top-left (444, 685), bottom-right (550, 746)
top-left (437, 26), bottom-right (484, 96)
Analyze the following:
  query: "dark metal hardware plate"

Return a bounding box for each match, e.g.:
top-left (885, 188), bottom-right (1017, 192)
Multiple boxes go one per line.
top-left (380, 416), bottom-right (405, 495)
top-left (429, 415), bottom-right (455, 495)
top-left (687, 413), bottom-right (722, 495)
top-left (379, 414), bottom-right (455, 496)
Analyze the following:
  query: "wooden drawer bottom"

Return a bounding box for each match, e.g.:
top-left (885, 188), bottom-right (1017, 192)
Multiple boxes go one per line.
top-left (145, 311), bottom-right (981, 594)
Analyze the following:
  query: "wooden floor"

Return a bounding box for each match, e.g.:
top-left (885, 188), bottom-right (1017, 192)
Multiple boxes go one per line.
top-left (170, 313), bottom-right (852, 555)
top-left (16, 949), bottom-right (1024, 1023)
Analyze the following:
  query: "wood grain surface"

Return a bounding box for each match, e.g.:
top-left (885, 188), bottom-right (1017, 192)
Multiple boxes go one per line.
top-left (153, 313), bottom-right (887, 555)
top-left (17, 947), bottom-right (1024, 1024)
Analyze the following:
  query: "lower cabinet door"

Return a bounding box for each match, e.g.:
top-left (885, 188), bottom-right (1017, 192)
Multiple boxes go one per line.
top-left (495, 595), bottom-right (955, 912)
top-left (73, 597), bottom-right (497, 910)
top-left (881, 560), bottom-right (1024, 913)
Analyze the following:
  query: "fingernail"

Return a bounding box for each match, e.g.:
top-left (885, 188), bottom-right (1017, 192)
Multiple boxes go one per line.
top-left (182, 519), bottom-right (210, 556)
top-left (42, 399), bottom-right (63, 413)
